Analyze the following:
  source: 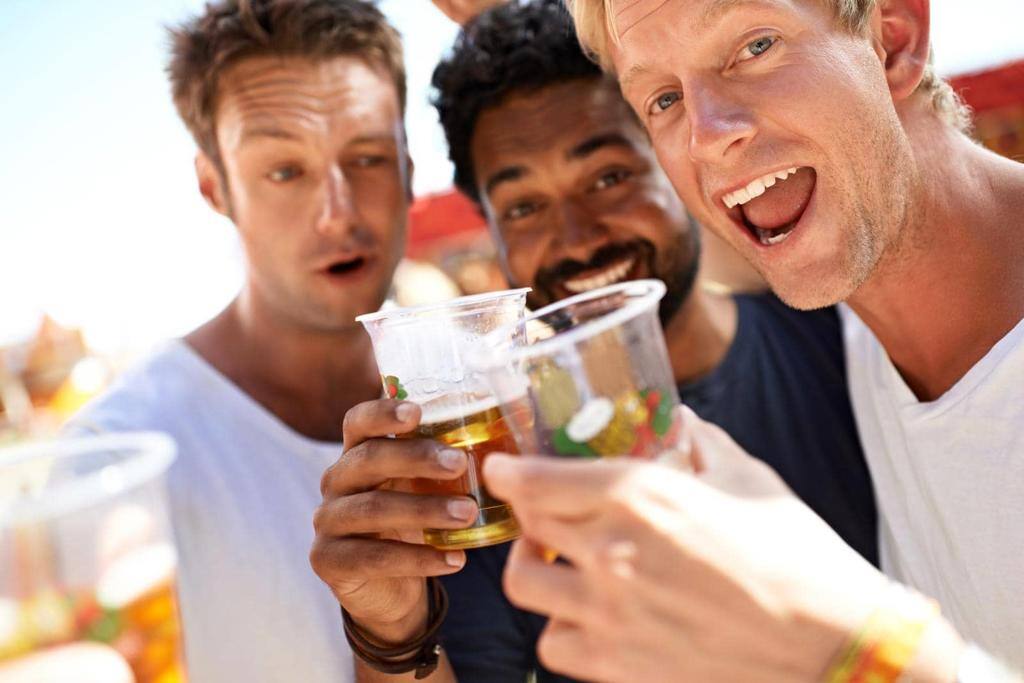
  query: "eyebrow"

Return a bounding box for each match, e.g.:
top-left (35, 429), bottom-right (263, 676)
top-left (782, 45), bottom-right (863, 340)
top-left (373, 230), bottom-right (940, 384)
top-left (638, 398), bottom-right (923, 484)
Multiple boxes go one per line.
top-left (484, 166), bottom-right (527, 196)
top-left (238, 126), bottom-right (302, 144)
top-left (483, 132), bottom-right (636, 197)
top-left (568, 132), bottom-right (635, 160)
top-left (237, 127), bottom-right (400, 151)
top-left (699, 0), bottom-right (764, 30)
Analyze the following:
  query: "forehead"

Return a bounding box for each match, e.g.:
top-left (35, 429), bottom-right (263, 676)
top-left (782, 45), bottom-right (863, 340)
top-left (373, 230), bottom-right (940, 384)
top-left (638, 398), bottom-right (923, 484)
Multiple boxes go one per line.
top-left (215, 55), bottom-right (402, 146)
top-left (610, 0), bottom-right (805, 68)
top-left (470, 78), bottom-right (646, 167)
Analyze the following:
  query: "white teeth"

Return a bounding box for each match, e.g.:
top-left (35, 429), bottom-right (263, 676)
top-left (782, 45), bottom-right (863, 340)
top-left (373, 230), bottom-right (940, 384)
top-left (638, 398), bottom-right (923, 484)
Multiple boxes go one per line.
top-left (724, 166), bottom-right (803, 209)
top-left (563, 257), bottom-right (635, 294)
top-left (756, 227), bottom-right (794, 246)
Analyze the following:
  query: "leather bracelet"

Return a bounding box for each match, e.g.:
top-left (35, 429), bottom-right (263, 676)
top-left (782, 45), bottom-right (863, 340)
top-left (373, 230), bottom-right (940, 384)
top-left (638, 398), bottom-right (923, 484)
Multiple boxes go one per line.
top-left (342, 577), bottom-right (449, 680)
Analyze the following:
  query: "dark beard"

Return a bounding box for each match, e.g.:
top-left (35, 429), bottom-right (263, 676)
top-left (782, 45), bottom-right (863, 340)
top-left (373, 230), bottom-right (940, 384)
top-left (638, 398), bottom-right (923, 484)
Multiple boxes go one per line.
top-left (531, 229), bottom-right (700, 328)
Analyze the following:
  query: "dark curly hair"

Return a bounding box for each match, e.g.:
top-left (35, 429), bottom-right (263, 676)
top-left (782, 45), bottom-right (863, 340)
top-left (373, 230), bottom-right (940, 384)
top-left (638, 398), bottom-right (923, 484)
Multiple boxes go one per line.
top-left (431, 0), bottom-right (604, 203)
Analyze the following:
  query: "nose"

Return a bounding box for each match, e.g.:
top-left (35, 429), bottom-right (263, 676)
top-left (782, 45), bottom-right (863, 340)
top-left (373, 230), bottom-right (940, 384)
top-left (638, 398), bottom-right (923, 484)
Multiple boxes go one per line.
top-left (553, 199), bottom-right (609, 262)
top-left (314, 165), bottom-right (356, 236)
top-left (686, 80), bottom-right (757, 164)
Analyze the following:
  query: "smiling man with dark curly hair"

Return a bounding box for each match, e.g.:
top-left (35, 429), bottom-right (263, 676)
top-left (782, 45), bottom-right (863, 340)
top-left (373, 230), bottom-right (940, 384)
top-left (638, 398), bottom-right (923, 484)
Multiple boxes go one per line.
top-left (308, 2), bottom-right (878, 682)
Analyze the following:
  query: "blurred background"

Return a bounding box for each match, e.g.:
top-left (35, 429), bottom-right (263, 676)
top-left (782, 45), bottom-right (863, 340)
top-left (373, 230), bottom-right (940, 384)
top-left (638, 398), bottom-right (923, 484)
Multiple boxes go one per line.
top-left (1, 0), bottom-right (1023, 438)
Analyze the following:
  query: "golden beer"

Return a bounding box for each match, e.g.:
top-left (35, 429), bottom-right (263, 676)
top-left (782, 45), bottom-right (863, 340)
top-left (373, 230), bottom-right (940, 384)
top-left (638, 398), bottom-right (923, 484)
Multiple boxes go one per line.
top-left (395, 395), bottom-right (528, 550)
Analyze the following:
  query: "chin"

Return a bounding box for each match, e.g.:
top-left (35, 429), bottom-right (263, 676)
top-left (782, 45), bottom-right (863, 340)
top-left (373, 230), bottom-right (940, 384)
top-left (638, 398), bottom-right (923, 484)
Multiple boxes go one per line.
top-left (764, 267), bottom-right (860, 311)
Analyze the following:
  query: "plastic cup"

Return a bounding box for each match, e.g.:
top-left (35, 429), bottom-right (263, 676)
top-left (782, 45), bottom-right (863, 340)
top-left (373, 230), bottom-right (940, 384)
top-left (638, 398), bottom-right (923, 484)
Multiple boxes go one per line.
top-left (479, 280), bottom-right (686, 462)
top-left (357, 289), bottom-right (530, 550)
top-left (0, 432), bottom-right (187, 682)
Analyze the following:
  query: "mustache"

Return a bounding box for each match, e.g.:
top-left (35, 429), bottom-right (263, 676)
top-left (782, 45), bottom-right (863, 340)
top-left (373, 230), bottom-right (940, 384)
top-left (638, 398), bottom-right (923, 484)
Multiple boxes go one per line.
top-left (535, 241), bottom-right (653, 289)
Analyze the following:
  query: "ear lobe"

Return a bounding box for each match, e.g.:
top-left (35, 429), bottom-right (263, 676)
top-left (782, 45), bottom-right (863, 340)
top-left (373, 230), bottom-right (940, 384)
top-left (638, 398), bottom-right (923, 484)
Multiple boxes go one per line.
top-left (195, 152), bottom-right (230, 216)
top-left (877, 0), bottom-right (931, 102)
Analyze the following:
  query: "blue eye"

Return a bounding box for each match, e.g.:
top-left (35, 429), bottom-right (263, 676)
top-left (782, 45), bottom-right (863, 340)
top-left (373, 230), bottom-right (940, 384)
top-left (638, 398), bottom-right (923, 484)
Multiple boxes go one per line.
top-left (268, 166), bottom-right (301, 182)
top-left (739, 36), bottom-right (776, 62)
top-left (651, 91), bottom-right (682, 114)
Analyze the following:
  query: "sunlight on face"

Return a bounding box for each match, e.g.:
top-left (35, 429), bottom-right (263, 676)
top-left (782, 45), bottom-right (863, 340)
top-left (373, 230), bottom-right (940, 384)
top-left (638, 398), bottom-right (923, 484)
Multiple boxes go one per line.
top-left (607, 0), bottom-right (915, 309)
top-left (212, 55), bottom-right (410, 331)
top-left (471, 78), bottom-right (698, 321)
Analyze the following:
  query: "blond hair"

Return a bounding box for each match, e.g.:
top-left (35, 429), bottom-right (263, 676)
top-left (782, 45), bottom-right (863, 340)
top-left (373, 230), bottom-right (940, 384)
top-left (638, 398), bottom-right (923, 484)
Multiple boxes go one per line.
top-left (565, 0), bottom-right (970, 131)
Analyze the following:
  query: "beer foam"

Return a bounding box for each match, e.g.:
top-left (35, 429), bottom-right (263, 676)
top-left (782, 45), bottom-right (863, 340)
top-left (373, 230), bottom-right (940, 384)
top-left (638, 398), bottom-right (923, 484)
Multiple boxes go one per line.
top-left (96, 542), bottom-right (176, 610)
top-left (419, 394), bottom-right (500, 426)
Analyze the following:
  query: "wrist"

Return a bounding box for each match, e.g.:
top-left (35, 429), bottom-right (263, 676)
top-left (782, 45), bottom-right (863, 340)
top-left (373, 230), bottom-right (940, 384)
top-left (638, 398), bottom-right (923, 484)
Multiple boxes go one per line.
top-left (343, 578), bottom-right (449, 680)
top-left (356, 594), bottom-right (430, 647)
top-left (821, 581), bottom-right (948, 683)
top-left (902, 616), bottom-right (964, 683)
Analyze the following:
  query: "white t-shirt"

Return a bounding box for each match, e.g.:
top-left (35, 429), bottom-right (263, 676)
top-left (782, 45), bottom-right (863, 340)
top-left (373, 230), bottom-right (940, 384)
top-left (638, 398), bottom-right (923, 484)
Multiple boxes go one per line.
top-left (840, 305), bottom-right (1024, 668)
top-left (68, 340), bottom-right (353, 683)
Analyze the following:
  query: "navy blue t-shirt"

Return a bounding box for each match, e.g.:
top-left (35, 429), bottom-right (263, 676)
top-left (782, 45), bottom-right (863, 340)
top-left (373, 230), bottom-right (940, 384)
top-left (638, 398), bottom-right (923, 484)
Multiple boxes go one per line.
top-left (440, 293), bottom-right (877, 682)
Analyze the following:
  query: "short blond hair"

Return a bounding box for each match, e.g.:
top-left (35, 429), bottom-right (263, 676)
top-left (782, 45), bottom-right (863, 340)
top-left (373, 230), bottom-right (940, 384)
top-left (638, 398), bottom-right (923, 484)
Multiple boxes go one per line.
top-left (565, 0), bottom-right (970, 131)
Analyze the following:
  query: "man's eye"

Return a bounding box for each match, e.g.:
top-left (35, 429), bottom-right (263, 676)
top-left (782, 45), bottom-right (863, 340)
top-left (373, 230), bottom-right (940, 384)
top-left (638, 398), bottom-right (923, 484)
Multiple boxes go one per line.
top-left (268, 166), bottom-right (301, 182)
top-left (738, 36), bottom-right (777, 62)
top-left (650, 91), bottom-right (682, 115)
top-left (593, 169), bottom-right (632, 191)
top-left (353, 155), bottom-right (388, 168)
top-left (504, 202), bottom-right (538, 221)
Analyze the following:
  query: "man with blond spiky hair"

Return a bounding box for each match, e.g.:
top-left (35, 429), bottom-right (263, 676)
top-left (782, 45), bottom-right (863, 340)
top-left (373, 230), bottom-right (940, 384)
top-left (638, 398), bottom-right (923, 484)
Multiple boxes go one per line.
top-left (480, 0), bottom-right (1024, 680)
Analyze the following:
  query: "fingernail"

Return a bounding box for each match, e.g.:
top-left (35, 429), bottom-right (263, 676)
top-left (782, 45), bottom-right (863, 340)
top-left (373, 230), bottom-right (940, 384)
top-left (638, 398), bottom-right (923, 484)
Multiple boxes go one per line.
top-left (437, 448), bottom-right (464, 471)
top-left (445, 551), bottom-right (465, 568)
top-left (395, 402), bottom-right (417, 422)
top-left (448, 498), bottom-right (476, 521)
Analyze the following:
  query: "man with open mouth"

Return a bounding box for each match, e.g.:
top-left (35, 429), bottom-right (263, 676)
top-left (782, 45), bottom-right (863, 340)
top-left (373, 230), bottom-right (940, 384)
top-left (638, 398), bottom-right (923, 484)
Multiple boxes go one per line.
top-left (309, 2), bottom-right (877, 681)
top-left (468, 0), bottom-right (1024, 680)
top-left (67, 2), bottom-right (413, 681)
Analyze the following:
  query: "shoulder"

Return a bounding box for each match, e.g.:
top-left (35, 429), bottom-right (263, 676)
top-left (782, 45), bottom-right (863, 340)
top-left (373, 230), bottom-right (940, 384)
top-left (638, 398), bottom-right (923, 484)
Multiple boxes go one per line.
top-left (67, 341), bottom-right (210, 435)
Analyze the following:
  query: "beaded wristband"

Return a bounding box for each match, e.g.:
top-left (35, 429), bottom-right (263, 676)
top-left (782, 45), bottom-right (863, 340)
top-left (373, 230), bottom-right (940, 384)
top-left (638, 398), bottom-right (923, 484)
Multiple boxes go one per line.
top-left (824, 583), bottom-right (940, 683)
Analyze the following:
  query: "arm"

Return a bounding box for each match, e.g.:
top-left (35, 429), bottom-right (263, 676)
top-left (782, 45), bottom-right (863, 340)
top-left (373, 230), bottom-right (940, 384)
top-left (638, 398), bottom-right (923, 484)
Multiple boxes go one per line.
top-left (310, 399), bottom-right (474, 683)
top-left (483, 407), bottom-right (986, 683)
top-left (430, 0), bottom-right (507, 25)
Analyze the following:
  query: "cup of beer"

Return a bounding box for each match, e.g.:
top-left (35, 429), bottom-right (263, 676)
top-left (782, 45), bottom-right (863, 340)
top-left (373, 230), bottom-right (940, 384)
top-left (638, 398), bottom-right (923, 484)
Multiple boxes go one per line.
top-left (357, 288), bottom-right (531, 550)
top-left (0, 432), bottom-right (187, 683)
top-left (479, 280), bottom-right (686, 463)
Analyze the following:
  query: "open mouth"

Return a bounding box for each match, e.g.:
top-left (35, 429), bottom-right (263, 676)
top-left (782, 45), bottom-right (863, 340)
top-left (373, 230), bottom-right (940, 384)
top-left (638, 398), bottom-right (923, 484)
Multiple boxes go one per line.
top-left (325, 256), bottom-right (368, 277)
top-left (722, 166), bottom-right (817, 248)
top-left (562, 255), bottom-right (637, 294)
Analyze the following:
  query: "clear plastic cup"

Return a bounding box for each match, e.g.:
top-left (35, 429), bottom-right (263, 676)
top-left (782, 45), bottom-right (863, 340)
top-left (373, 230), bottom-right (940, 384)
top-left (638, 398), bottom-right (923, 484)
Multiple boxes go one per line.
top-left (479, 280), bottom-right (685, 462)
top-left (357, 289), bottom-right (530, 550)
top-left (0, 432), bottom-right (187, 682)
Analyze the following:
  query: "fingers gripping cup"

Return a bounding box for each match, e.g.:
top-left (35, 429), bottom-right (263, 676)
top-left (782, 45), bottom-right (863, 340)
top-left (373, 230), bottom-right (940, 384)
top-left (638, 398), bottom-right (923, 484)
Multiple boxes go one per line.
top-left (357, 289), bottom-right (530, 551)
top-left (0, 433), bottom-right (187, 683)
top-left (480, 280), bottom-right (686, 463)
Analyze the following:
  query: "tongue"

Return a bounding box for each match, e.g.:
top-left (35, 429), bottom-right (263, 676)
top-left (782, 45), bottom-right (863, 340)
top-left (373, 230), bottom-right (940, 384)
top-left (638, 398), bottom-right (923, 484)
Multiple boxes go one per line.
top-left (741, 167), bottom-right (816, 230)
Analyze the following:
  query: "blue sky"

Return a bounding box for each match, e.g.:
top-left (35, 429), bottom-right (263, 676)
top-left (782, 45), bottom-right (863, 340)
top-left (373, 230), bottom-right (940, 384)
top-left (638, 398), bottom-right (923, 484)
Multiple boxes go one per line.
top-left (1, 0), bottom-right (1022, 353)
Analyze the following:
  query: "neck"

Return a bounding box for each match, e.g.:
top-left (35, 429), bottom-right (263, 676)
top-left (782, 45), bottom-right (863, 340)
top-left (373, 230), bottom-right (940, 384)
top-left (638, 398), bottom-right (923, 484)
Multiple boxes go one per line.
top-left (663, 285), bottom-right (738, 385)
top-left (847, 112), bottom-right (1024, 401)
top-left (186, 287), bottom-right (382, 442)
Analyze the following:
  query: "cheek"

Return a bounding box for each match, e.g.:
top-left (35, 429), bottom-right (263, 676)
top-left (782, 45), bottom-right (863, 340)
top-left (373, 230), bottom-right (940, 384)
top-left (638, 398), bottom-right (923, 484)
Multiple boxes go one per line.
top-left (503, 233), bottom-right (545, 283)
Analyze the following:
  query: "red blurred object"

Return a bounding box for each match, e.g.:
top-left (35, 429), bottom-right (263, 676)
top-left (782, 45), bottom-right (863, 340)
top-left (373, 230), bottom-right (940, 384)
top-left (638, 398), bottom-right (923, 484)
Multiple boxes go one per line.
top-left (949, 59), bottom-right (1024, 113)
top-left (407, 190), bottom-right (487, 259)
top-left (950, 59), bottom-right (1024, 162)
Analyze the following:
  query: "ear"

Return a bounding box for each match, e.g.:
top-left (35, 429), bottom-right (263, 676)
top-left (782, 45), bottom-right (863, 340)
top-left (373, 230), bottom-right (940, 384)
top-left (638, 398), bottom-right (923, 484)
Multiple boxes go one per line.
top-left (873, 0), bottom-right (931, 103)
top-left (195, 151), bottom-right (230, 216)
